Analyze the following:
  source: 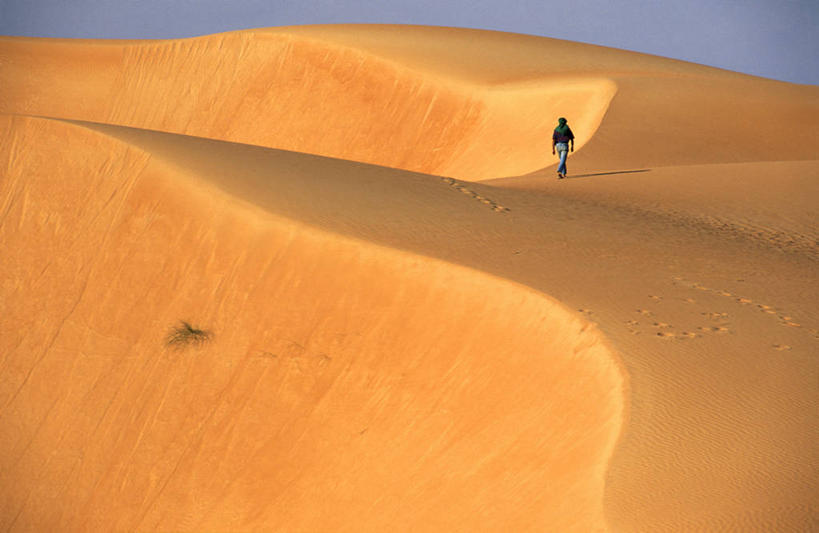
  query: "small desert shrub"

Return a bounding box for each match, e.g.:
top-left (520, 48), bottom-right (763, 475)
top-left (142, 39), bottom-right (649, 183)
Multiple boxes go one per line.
top-left (165, 321), bottom-right (212, 349)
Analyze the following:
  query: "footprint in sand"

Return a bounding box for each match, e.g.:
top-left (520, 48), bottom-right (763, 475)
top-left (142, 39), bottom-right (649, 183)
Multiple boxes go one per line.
top-left (656, 330), bottom-right (700, 340)
top-left (702, 311), bottom-right (729, 320)
top-left (648, 295), bottom-right (663, 301)
top-left (624, 319), bottom-right (641, 334)
top-left (773, 314), bottom-right (802, 328)
top-left (772, 344), bottom-right (792, 351)
top-left (636, 309), bottom-right (653, 316)
top-left (441, 177), bottom-right (509, 213)
top-left (652, 322), bottom-right (672, 329)
top-left (673, 276), bottom-right (816, 341)
top-left (698, 325), bottom-right (731, 334)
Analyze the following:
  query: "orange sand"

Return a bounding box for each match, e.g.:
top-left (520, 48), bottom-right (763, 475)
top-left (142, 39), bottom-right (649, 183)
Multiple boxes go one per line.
top-left (3, 26), bottom-right (817, 179)
top-left (1, 25), bottom-right (817, 531)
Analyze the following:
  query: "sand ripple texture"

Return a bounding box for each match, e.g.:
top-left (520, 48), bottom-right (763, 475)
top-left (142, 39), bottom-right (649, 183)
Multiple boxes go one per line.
top-left (0, 29), bottom-right (615, 181)
top-left (0, 115), bottom-right (624, 532)
top-left (1, 24), bottom-right (818, 533)
top-left (3, 26), bottom-right (817, 181)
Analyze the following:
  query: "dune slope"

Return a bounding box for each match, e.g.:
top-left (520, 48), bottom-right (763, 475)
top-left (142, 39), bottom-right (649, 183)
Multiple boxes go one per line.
top-left (0, 114), bottom-right (624, 532)
top-left (0, 30), bottom-right (615, 180)
top-left (1, 23), bottom-right (818, 532)
top-left (2, 26), bottom-right (818, 181)
top-left (40, 116), bottom-right (819, 531)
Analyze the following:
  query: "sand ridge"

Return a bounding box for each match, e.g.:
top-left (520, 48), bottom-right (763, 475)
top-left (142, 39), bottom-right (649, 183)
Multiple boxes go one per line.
top-left (3, 26), bottom-right (817, 181)
top-left (0, 30), bottom-right (617, 180)
top-left (9, 114), bottom-right (814, 530)
top-left (0, 114), bottom-right (625, 532)
top-left (1, 23), bottom-right (818, 532)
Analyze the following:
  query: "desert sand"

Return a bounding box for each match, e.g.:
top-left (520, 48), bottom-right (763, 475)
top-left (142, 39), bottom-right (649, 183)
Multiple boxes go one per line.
top-left (1, 25), bottom-right (817, 532)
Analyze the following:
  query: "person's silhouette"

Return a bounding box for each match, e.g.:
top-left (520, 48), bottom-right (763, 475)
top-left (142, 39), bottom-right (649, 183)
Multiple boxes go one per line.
top-left (552, 117), bottom-right (575, 179)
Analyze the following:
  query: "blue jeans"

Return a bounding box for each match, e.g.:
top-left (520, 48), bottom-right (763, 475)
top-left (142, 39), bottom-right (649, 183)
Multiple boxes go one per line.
top-left (555, 143), bottom-right (569, 175)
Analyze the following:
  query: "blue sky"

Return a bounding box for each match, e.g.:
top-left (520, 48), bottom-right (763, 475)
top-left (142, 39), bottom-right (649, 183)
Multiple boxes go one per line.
top-left (2, 0), bottom-right (817, 85)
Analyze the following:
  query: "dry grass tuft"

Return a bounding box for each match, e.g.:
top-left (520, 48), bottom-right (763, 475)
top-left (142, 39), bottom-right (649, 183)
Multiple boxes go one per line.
top-left (165, 321), bottom-right (212, 349)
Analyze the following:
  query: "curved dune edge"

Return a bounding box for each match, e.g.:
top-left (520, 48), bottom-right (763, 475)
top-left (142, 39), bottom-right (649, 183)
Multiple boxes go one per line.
top-left (2, 25), bottom-right (818, 180)
top-left (0, 114), bottom-right (626, 531)
top-left (46, 117), bottom-right (819, 530)
top-left (0, 29), bottom-right (616, 180)
top-left (5, 25), bottom-right (815, 531)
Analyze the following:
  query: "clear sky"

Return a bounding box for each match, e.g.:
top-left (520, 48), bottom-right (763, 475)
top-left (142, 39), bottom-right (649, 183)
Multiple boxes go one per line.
top-left (2, 0), bottom-right (817, 85)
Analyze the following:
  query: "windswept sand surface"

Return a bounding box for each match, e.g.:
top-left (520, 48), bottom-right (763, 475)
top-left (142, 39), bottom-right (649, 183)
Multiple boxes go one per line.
top-left (2, 25), bottom-right (817, 178)
top-left (1, 25), bottom-right (818, 532)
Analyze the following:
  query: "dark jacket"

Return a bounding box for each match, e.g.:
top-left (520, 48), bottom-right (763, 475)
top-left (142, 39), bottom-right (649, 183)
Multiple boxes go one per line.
top-left (553, 127), bottom-right (574, 143)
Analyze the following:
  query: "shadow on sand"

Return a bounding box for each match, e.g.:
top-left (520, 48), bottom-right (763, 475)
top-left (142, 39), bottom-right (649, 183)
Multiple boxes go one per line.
top-left (566, 169), bottom-right (651, 179)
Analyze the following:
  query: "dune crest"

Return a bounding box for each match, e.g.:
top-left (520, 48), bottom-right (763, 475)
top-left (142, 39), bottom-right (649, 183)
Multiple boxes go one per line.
top-left (5, 25), bottom-right (816, 181)
top-left (0, 114), bottom-right (624, 531)
top-left (2, 24), bottom-right (817, 532)
top-left (0, 30), bottom-right (615, 180)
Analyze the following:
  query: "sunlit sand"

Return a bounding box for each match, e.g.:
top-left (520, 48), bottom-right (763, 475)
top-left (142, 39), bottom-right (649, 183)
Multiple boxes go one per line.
top-left (1, 25), bottom-right (817, 531)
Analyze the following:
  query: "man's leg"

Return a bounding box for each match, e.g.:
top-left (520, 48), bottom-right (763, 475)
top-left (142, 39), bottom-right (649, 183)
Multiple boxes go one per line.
top-left (558, 149), bottom-right (568, 175)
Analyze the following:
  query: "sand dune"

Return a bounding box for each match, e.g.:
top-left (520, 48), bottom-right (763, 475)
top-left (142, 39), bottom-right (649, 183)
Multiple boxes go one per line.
top-left (0, 29), bottom-right (617, 180)
top-left (2, 25), bottom-right (817, 180)
top-left (1, 114), bottom-right (623, 532)
top-left (490, 159), bottom-right (819, 260)
top-left (1, 24), bottom-right (817, 532)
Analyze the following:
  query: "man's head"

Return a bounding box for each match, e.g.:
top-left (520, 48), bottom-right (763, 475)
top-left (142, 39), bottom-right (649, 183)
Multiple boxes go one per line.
top-left (558, 117), bottom-right (567, 125)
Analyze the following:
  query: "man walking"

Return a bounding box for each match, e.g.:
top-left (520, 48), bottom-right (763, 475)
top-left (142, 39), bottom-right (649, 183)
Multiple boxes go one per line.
top-left (552, 117), bottom-right (575, 179)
